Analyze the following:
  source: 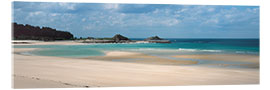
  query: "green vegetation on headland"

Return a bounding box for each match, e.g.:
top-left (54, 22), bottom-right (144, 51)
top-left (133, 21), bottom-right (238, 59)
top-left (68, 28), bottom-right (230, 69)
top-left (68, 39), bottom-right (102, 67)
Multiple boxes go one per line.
top-left (13, 22), bottom-right (74, 41)
top-left (12, 23), bottom-right (170, 43)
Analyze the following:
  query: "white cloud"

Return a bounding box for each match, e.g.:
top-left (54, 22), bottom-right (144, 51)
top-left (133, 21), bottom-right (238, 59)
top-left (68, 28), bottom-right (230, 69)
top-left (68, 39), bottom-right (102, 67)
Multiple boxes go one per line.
top-left (83, 24), bottom-right (104, 31)
top-left (58, 2), bottom-right (76, 10)
top-left (204, 18), bottom-right (219, 24)
top-left (163, 19), bottom-right (180, 26)
top-left (81, 18), bottom-right (86, 22)
top-left (83, 25), bottom-right (93, 30)
top-left (175, 8), bottom-right (187, 14)
top-left (103, 4), bottom-right (119, 10)
top-left (225, 14), bottom-right (233, 18)
top-left (50, 13), bottom-right (60, 16)
top-left (126, 13), bottom-right (180, 27)
top-left (247, 8), bottom-right (259, 13)
top-left (29, 11), bottom-right (43, 16)
top-left (208, 8), bottom-right (215, 12)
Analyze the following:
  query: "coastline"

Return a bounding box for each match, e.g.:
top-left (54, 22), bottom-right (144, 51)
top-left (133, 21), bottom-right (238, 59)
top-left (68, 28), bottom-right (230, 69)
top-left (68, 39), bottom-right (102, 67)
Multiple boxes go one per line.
top-left (13, 44), bottom-right (260, 88)
top-left (12, 40), bottom-right (86, 45)
top-left (11, 2), bottom-right (260, 89)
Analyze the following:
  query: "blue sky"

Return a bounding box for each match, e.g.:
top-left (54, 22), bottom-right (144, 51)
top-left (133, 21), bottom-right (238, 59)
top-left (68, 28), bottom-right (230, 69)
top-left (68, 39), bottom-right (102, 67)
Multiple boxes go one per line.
top-left (13, 2), bottom-right (259, 38)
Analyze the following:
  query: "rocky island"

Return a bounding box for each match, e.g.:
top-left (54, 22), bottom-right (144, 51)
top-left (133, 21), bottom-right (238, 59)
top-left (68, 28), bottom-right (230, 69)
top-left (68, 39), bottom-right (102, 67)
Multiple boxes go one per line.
top-left (144, 36), bottom-right (171, 43)
top-left (81, 34), bottom-right (171, 43)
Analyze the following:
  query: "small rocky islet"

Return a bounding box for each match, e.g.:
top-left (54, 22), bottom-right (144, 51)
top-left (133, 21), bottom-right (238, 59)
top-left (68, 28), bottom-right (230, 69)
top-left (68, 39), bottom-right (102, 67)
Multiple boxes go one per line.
top-left (81, 34), bottom-right (171, 43)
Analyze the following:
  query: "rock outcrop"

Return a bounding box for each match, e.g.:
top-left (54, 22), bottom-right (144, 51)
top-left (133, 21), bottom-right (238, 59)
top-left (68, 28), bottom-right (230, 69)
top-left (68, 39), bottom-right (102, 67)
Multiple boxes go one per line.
top-left (144, 36), bottom-right (171, 43)
top-left (144, 36), bottom-right (163, 41)
top-left (112, 34), bottom-right (130, 43)
top-left (81, 35), bottom-right (170, 43)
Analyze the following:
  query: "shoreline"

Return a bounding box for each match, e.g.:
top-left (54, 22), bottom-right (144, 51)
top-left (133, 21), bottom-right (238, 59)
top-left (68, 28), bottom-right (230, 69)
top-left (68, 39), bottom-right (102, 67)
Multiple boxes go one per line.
top-left (13, 44), bottom-right (260, 68)
top-left (13, 47), bottom-right (259, 88)
top-left (12, 40), bottom-right (259, 55)
top-left (13, 47), bottom-right (259, 68)
top-left (12, 40), bottom-right (86, 45)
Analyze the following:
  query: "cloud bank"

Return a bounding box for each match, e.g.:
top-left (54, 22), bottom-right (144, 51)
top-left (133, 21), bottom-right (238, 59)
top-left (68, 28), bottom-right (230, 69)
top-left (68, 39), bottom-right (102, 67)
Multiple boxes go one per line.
top-left (13, 2), bottom-right (259, 38)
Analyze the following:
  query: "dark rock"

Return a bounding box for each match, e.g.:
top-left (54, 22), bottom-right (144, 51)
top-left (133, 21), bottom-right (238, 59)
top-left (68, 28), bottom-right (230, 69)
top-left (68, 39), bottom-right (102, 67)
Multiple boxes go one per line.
top-left (112, 34), bottom-right (130, 43)
top-left (144, 36), bottom-right (163, 41)
top-left (144, 36), bottom-right (171, 43)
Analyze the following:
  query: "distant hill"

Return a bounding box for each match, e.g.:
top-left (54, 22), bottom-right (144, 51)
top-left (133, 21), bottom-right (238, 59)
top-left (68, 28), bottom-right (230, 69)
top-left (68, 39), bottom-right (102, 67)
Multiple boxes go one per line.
top-left (12, 23), bottom-right (74, 41)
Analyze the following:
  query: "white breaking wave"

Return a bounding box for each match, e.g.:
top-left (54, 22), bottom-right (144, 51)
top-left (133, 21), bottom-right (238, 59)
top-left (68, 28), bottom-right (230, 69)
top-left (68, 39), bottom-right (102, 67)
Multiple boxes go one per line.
top-left (235, 51), bottom-right (245, 54)
top-left (127, 48), bottom-right (223, 53)
top-left (200, 50), bottom-right (222, 52)
top-left (130, 48), bottom-right (175, 51)
top-left (178, 48), bottom-right (222, 52)
top-left (178, 48), bottom-right (197, 52)
top-left (125, 48), bottom-right (181, 53)
top-left (19, 52), bottom-right (36, 56)
top-left (235, 51), bottom-right (258, 54)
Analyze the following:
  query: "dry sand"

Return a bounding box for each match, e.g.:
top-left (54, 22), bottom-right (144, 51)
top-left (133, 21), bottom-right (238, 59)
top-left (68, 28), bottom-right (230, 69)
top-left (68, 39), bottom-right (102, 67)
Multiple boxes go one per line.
top-left (13, 48), bottom-right (259, 88)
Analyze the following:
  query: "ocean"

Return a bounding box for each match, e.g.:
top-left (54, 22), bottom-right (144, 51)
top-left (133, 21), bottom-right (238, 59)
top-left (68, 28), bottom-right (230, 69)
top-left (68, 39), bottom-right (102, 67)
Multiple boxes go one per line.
top-left (14, 39), bottom-right (259, 57)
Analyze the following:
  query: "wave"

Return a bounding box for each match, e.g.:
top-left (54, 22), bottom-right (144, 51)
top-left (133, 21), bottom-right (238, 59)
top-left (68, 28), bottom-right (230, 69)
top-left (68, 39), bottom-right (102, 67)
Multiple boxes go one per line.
top-left (235, 51), bottom-right (259, 54)
top-left (128, 48), bottom-right (176, 52)
top-left (126, 48), bottom-right (223, 53)
top-left (178, 48), bottom-right (222, 52)
top-left (200, 50), bottom-right (222, 52)
top-left (19, 52), bottom-right (36, 56)
top-left (178, 48), bottom-right (197, 52)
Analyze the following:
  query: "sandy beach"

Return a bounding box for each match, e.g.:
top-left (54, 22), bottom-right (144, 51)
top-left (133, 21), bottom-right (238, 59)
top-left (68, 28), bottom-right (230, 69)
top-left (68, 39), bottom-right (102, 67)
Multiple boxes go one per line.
top-left (11, 2), bottom-right (261, 89)
top-left (13, 42), bottom-right (260, 88)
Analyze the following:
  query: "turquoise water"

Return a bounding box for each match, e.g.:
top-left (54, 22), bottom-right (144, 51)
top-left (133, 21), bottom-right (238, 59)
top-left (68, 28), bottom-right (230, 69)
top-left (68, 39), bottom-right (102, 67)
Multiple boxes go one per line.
top-left (27, 48), bottom-right (104, 57)
top-left (14, 39), bottom-right (259, 57)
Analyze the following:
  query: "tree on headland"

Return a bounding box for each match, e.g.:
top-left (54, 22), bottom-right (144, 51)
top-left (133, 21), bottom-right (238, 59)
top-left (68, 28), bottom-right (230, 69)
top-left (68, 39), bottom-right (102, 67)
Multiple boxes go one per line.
top-left (12, 22), bottom-right (74, 41)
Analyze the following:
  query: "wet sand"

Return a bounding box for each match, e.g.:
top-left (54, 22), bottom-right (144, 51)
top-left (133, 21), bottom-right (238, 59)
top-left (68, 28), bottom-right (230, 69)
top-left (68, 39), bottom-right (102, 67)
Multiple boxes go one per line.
top-left (84, 51), bottom-right (198, 65)
top-left (173, 54), bottom-right (259, 68)
top-left (172, 54), bottom-right (259, 63)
